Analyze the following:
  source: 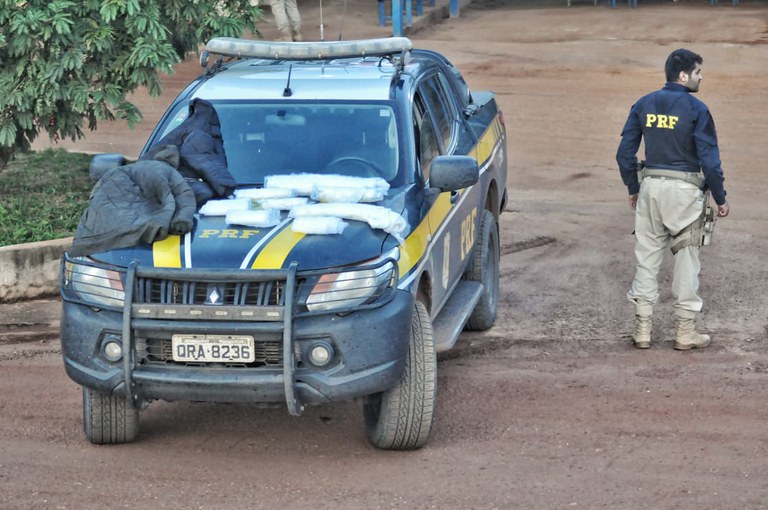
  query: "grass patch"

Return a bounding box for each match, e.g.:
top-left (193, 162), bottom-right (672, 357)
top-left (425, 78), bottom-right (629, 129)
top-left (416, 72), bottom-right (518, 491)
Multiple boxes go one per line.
top-left (0, 149), bottom-right (93, 246)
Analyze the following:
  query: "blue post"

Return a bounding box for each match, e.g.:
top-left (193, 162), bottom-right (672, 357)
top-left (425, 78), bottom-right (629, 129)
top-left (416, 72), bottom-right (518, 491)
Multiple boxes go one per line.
top-left (378, 0), bottom-right (386, 26)
top-left (450, 0), bottom-right (459, 17)
top-left (392, 0), bottom-right (403, 36)
top-left (405, 0), bottom-right (413, 27)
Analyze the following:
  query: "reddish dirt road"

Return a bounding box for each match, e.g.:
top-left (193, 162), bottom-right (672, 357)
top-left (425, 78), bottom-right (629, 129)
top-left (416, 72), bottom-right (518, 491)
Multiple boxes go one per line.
top-left (6, 2), bottom-right (768, 509)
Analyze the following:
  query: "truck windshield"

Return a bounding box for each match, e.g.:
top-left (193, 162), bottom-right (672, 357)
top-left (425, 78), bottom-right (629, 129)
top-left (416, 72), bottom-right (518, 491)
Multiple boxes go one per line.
top-left (155, 100), bottom-right (403, 186)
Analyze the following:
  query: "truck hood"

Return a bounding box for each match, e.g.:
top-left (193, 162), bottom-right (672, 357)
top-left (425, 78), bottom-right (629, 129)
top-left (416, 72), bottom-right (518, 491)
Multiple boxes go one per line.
top-left (89, 208), bottom-right (408, 272)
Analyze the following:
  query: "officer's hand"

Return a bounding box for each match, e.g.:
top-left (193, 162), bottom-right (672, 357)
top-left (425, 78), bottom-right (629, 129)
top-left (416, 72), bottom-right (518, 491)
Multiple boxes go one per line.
top-left (629, 194), bottom-right (638, 209)
top-left (717, 202), bottom-right (730, 218)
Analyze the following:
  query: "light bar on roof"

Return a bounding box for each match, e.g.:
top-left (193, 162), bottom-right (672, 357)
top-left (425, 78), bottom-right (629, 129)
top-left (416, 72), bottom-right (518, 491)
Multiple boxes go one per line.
top-left (205, 37), bottom-right (413, 61)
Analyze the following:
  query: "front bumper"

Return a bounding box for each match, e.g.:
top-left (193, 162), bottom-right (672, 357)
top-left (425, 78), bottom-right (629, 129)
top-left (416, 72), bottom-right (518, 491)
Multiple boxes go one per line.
top-left (60, 260), bottom-right (414, 414)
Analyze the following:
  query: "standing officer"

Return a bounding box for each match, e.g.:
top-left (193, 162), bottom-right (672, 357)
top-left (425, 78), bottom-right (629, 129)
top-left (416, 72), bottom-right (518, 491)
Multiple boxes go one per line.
top-left (616, 48), bottom-right (730, 350)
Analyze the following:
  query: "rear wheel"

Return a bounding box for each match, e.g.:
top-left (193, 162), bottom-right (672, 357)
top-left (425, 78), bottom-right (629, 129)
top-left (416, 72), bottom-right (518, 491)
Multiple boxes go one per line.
top-left (464, 210), bottom-right (499, 331)
top-left (83, 387), bottom-right (139, 444)
top-left (363, 300), bottom-right (437, 450)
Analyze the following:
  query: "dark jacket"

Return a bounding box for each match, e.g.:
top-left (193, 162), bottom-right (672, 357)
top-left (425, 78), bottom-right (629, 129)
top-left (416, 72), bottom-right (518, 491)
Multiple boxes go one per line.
top-left (69, 146), bottom-right (196, 257)
top-left (149, 98), bottom-right (236, 205)
top-left (616, 82), bottom-right (727, 205)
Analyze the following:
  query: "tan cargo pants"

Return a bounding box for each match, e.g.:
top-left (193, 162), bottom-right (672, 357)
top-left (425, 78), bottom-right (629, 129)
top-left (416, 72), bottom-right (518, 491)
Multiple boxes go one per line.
top-left (269, 0), bottom-right (302, 41)
top-left (628, 176), bottom-right (706, 320)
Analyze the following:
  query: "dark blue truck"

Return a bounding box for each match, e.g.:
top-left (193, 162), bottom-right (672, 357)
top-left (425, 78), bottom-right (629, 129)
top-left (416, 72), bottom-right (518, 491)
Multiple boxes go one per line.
top-left (60, 37), bottom-right (508, 450)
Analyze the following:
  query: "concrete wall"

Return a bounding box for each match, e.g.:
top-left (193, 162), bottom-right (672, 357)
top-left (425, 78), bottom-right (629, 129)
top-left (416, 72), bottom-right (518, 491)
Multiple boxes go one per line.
top-left (0, 238), bottom-right (71, 303)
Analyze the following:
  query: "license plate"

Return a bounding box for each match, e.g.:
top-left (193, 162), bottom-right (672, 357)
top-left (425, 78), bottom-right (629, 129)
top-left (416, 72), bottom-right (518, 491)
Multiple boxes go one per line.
top-left (171, 335), bottom-right (256, 363)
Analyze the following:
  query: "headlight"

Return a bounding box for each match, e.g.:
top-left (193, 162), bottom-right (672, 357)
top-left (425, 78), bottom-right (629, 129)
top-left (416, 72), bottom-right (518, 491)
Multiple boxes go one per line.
top-left (305, 248), bottom-right (398, 312)
top-left (65, 259), bottom-right (125, 308)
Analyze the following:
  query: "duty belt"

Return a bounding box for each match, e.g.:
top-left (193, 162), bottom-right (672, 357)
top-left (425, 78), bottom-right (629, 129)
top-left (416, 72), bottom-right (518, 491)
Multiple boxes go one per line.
top-left (639, 168), bottom-right (705, 188)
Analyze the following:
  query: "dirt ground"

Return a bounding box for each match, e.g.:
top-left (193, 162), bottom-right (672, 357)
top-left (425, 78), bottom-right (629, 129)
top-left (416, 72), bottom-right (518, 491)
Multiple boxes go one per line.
top-left (4, 2), bottom-right (768, 509)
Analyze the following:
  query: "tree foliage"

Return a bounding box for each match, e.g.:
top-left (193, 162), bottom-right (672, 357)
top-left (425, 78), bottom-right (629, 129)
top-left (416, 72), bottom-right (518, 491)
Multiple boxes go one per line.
top-left (0, 0), bottom-right (262, 168)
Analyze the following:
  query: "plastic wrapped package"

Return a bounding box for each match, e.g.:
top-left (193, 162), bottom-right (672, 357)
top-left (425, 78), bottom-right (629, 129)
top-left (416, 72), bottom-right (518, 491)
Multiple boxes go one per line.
top-left (225, 209), bottom-right (281, 228)
top-left (250, 197), bottom-right (309, 210)
top-left (291, 216), bottom-right (349, 235)
top-left (311, 186), bottom-right (384, 203)
top-left (234, 187), bottom-right (297, 199)
top-left (289, 203), bottom-right (407, 241)
top-left (264, 173), bottom-right (390, 196)
top-left (199, 198), bottom-right (251, 216)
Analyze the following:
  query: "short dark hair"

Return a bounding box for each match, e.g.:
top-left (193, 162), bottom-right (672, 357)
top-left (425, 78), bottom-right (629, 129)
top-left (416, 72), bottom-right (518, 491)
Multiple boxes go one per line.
top-left (665, 49), bottom-right (703, 82)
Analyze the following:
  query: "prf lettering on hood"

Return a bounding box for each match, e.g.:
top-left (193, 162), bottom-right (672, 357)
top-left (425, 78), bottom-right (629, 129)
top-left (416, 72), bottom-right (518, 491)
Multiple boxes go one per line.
top-left (199, 229), bottom-right (260, 239)
top-left (646, 114), bottom-right (678, 129)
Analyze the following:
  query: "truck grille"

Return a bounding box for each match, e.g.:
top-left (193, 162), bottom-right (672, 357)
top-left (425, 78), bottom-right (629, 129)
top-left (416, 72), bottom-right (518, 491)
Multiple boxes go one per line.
top-left (135, 277), bottom-right (286, 306)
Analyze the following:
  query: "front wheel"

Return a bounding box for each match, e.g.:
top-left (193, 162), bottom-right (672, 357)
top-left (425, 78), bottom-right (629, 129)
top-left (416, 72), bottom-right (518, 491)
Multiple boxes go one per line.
top-left (463, 210), bottom-right (500, 331)
top-left (363, 300), bottom-right (437, 450)
top-left (83, 387), bottom-right (139, 444)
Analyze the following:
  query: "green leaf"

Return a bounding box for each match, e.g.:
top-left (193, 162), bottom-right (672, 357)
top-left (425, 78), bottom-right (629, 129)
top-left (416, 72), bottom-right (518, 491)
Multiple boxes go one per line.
top-left (0, 122), bottom-right (17, 147)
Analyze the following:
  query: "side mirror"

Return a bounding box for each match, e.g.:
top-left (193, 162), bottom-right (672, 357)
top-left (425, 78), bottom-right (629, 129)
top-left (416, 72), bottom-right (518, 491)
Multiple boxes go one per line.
top-left (429, 155), bottom-right (479, 192)
top-left (89, 154), bottom-right (127, 182)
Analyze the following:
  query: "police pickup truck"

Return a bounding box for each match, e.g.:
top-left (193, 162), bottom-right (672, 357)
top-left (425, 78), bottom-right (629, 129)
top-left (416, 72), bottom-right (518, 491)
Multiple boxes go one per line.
top-left (60, 37), bottom-right (507, 450)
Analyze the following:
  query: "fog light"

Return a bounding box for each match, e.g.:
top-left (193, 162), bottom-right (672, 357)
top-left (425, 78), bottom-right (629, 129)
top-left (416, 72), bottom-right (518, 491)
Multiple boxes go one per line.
top-left (102, 336), bottom-right (123, 362)
top-left (308, 342), bottom-right (334, 367)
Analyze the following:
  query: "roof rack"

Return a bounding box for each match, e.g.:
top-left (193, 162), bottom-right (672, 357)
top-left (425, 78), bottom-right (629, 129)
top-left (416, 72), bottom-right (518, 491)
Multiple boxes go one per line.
top-left (204, 37), bottom-right (413, 61)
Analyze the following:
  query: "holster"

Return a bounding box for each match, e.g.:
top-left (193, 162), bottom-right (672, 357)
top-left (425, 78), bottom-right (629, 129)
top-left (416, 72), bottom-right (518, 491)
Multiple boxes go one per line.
top-left (671, 194), bottom-right (717, 254)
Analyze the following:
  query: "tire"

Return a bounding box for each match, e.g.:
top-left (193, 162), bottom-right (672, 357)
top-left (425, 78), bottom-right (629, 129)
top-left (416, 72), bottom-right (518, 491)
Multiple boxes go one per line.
top-left (363, 300), bottom-right (437, 450)
top-left (464, 209), bottom-right (500, 331)
top-left (83, 387), bottom-right (140, 444)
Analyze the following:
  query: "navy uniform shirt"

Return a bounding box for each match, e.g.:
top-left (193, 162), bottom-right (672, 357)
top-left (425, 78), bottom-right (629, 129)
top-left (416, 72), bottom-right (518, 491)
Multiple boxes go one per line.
top-left (616, 82), bottom-right (727, 205)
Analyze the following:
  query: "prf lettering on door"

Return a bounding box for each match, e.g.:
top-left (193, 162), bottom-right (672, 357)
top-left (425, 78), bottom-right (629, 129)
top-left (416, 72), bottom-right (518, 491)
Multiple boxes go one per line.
top-left (460, 208), bottom-right (478, 261)
top-left (646, 114), bottom-right (678, 129)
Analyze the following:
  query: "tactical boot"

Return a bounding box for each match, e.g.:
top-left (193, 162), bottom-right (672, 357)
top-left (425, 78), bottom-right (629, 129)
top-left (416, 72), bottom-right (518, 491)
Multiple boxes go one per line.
top-left (674, 318), bottom-right (711, 351)
top-left (632, 315), bottom-right (652, 349)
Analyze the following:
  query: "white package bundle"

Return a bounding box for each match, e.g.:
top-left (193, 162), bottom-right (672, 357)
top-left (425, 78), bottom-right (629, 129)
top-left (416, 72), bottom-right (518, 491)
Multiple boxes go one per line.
top-left (225, 209), bottom-right (281, 228)
top-left (199, 198), bottom-right (251, 216)
top-left (291, 216), bottom-right (348, 235)
top-left (264, 173), bottom-right (390, 196)
top-left (250, 197), bottom-right (309, 210)
top-left (233, 187), bottom-right (297, 199)
top-left (289, 203), bottom-right (407, 241)
top-left (311, 186), bottom-right (384, 204)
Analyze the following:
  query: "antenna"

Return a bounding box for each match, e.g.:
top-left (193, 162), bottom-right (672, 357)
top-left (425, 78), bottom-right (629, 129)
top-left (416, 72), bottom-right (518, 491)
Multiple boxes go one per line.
top-left (283, 64), bottom-right (293, 97)
top-left (338, 0), bottom-right (348, 41)
top-left (319, 0), bottom-right (325, 41)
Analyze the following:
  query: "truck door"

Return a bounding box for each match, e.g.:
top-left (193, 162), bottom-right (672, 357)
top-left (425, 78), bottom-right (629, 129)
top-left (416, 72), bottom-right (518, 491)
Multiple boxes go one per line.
top-left (413, 73), bottom-right (481, 315)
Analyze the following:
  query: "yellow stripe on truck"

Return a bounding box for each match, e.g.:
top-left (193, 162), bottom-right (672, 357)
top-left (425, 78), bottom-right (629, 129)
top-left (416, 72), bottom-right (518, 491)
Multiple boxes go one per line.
top-left (398, 190), bottom-right (454, 276)
top-left (251, 227), bottom-right (305, 269)
top-left (474, 116), bottom-right (501, 166)
top-left (153, 235), bottom-right (182, 268)
top-left (399, 215), bottom-right (430, 277)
